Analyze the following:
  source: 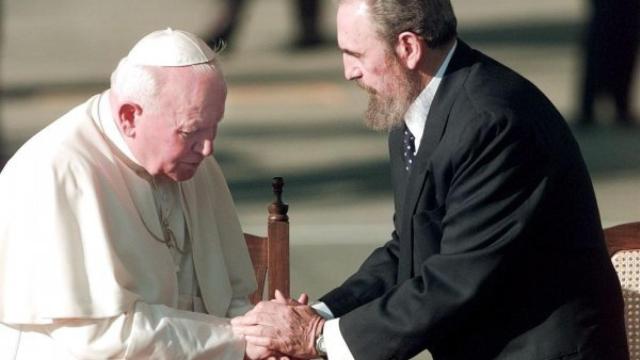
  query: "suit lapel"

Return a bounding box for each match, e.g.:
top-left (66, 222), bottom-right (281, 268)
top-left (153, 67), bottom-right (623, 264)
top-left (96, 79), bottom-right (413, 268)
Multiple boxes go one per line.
top-left (398, 40), bottom-right (474, 281)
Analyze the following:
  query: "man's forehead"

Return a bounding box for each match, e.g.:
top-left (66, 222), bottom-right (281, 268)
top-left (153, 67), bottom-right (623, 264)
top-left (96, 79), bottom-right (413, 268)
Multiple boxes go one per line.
top-left (337, 0), bottom-right (380, 48)
top-left (339, 0), bottom-right (369, 16)
top-left (355, 1), bottom-right (369, 15)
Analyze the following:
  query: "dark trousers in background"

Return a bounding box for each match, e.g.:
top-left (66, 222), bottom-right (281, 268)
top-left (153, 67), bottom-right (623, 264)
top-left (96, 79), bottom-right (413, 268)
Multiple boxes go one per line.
top-left (580, 0), bottom-right (640, 124)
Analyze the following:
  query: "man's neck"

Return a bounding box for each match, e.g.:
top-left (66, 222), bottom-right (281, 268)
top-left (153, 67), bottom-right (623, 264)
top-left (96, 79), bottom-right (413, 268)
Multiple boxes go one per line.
top-left (418, 40), bottom-right (456, 89)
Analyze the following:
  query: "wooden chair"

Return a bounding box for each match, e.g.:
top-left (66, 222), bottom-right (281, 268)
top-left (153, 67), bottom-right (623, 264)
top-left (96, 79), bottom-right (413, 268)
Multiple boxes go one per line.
top-left (244, 177), bottom-right (290, 304)
top-left (604, 222), bottom-right (640, 360)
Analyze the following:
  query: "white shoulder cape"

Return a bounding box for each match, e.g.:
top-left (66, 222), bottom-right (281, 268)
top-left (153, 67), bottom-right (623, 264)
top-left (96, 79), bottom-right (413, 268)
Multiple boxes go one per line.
top-left (0, 93), bottom-right (257, 324)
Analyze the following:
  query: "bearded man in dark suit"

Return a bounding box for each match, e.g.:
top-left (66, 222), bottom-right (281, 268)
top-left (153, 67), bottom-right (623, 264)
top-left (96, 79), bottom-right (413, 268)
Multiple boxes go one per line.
top-left (232, 1), bottom-right (629, 359)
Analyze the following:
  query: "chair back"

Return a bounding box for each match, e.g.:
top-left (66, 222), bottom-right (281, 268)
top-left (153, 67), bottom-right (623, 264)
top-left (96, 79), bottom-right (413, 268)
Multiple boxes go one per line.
top-left (244, 177), bottom-right (290, 304)
top-left (605, 222), bottom-right (640, 360)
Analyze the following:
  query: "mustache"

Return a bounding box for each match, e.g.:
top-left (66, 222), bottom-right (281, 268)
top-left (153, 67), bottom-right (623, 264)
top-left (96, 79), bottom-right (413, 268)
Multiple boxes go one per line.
top-left (356, 80), bottom-right (377, 94)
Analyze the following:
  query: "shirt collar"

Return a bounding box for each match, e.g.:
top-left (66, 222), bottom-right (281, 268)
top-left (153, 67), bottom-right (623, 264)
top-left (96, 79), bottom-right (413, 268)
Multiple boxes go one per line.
top-left (404, 40), bottom-right (457, 153)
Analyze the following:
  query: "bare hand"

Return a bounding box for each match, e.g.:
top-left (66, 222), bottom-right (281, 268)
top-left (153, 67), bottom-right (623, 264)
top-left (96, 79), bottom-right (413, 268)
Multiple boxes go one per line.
top-left (232, 292), bottom-right (324, 359)
top-left (272, 290), bottom-right (308, 306)
top-left (240, 328), bottom-right (297, 360)
top-left (244, 342), bottom-right (272, 360)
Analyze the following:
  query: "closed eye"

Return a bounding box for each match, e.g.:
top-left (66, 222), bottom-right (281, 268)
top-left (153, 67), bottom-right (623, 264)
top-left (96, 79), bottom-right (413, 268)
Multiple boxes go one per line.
top-left (340, 47), bottom-right (362, 58)
top-left (178, 130), bottom-right (193, 138)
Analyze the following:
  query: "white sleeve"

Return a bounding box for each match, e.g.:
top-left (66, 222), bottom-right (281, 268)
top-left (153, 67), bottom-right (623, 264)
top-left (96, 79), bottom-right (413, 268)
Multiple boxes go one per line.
top-left (45, 301), bottom-right (245, 360)
top-left (312, 302), bottom-right (355, 360)
top-left (323, 318), bottom-right (355, 360)
top-left (311, 301), bottom-right (335, 320)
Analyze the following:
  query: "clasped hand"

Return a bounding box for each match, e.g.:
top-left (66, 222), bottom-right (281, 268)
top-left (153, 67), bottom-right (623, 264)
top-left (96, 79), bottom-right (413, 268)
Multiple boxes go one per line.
top-left (232, 290), bottom-right (325, 360)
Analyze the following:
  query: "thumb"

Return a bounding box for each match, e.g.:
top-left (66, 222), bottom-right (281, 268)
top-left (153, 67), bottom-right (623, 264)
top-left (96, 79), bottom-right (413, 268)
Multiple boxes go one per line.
top-left (274, 289), bottom-right (287, 303)
top-left (297, 293), bottom-right (309, 305)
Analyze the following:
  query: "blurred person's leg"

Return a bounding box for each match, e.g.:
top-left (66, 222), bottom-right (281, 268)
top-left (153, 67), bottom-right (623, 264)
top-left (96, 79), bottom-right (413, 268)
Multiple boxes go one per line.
top-left (579, 0), bottom-right (604, 125)
top-left (292, 0), bottom-right (323, 49)
top-left (580, 0), bottom-right (640, 125)
top-left (611, 46), bottom-right (638, 124)
top-left (205, 0), bottom-right (247, 49)
top-left (610, 0), bottom-right (640, 125)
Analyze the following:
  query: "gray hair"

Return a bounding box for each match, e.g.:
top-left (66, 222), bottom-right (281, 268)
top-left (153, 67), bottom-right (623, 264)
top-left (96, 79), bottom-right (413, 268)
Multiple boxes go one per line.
top-left (110, 57), bottom-right (222, 111)
top-left (345, 0), bottom-right (458, 49)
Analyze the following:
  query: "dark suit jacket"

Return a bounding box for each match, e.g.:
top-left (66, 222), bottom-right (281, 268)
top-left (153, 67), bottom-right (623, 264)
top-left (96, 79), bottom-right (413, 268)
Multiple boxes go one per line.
top-left (320, 40), bottom-right (628, 360)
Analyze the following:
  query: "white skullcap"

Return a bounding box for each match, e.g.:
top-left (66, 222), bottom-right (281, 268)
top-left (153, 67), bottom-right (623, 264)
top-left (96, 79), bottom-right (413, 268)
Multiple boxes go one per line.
top-left (126, 28), bottom-right (216, 67)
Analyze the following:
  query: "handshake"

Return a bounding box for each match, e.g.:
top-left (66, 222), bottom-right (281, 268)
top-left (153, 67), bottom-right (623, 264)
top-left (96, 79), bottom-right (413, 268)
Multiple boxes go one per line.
top-left (232, 290), bottom-right (327, 360)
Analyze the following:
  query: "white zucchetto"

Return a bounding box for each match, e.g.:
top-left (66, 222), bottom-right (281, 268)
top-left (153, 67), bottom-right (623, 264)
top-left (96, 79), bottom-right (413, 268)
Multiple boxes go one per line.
top-left (126, 28), bottom-right (216, 67)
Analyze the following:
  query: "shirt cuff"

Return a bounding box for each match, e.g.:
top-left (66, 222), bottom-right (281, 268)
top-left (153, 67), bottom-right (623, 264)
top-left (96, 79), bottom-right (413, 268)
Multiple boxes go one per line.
top-left (311, 302), bottom-right (334, 320)
top-left (323, 318), bottom-right (355, 360)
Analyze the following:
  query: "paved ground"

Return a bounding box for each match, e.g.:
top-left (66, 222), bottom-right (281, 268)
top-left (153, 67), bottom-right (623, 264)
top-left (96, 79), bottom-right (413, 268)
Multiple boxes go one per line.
top-left (1, 1), bottom-right (639, 358)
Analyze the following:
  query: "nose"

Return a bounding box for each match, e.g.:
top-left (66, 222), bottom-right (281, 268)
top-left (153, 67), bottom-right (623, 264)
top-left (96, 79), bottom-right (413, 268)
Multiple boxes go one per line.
top-left (343, 55), bottom-right (361, 81)
top-left (193, 138), bottom-right (213, 157)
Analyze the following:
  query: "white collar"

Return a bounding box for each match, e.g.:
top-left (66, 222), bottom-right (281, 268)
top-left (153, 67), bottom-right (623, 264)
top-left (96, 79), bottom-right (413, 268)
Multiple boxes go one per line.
top-left (404, 40), bottom-right (457, 153)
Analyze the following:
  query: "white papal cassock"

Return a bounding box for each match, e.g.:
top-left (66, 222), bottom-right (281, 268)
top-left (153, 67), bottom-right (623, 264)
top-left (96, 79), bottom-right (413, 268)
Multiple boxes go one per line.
top-left (0, 91), bottom-right (257, 359)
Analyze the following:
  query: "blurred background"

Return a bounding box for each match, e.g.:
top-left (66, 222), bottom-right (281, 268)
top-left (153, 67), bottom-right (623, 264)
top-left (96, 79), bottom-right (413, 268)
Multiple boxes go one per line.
top-left (1, 0), bottom-right (639, 344)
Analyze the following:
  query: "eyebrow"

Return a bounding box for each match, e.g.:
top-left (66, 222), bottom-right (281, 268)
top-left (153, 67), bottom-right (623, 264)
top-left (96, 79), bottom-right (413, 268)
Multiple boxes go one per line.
top-left (339, 46), bottom-right (362, 57)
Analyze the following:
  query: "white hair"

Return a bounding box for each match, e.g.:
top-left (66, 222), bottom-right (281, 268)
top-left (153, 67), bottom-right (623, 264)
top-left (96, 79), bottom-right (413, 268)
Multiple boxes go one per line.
top-left (110, 57), bottom-right (222, 111)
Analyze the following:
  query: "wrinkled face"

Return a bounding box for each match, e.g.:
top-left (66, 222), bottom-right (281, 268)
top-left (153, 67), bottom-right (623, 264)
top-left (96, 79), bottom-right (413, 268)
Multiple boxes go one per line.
top-left (132, 67), bottom-right (226, 181)
top-left (337, 0), bottom-right (421, 130)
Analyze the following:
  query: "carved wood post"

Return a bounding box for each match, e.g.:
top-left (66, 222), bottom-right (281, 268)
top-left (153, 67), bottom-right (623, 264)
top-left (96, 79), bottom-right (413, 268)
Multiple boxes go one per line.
top-left (268, 177), bottom-right (290, 299)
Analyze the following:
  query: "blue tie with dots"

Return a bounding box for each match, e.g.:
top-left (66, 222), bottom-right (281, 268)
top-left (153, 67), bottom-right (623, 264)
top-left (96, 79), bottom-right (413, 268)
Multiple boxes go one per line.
top-left (403, 125), bottom-right (416, 172)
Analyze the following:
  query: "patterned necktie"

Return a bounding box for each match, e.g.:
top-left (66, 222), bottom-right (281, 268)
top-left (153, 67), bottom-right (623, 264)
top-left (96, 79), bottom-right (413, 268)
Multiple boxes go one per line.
top-left (402, 125), bottom-right (416, 172)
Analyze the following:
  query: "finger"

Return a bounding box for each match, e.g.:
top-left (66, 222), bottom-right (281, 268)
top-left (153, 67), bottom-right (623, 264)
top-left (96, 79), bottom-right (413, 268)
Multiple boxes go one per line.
top-left (254, 300), bottom-right (283, 312)
top-left (246, 335), bottom-right (275, 347)
top-left (253, 300), bottom-right (273, 311)
top-left (231, 315), bottom-right (255, 326)
top-left (297, 293), bottom-right (308, 305)
top-left (232, 324), bottom-right (252, 337)
top-left (231, 323), bottom-right (246, 337)
top-left (254, 300), bottom-right (289, 315)
top-left (246, 343), bottom-right (273, 360)
top-left (234, 324), bottom-right (276, 338)
top-left (271, 352), bottom-right (291, 360)
top-left (274, 289), bottom-right (287, 303)
top-left (232, 312), bottom-right (272, 326)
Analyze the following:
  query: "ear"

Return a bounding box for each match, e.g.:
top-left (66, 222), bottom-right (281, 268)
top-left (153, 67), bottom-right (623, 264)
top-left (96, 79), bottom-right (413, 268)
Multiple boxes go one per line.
top-left (117, 103), bottom-right (142, 138)
top-left (394, 32), bottom-right (424, 70)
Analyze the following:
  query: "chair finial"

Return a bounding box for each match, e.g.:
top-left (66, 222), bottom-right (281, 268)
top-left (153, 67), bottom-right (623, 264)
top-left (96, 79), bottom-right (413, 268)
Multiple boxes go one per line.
top-left (269, 177), bottom-right (289, 222)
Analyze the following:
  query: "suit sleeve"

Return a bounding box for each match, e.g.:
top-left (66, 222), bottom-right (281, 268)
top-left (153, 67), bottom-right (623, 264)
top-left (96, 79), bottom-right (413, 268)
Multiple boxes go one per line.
top-left (320, 127), bottom-right (406, 317)
top-left (337, 112), bottom-right (550, 359)
top-left (319, 229), bottom-right (400, 317)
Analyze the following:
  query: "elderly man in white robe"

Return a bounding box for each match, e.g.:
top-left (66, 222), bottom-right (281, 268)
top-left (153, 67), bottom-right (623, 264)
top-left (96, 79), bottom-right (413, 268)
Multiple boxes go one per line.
top-left (0, 29), bottom-right (264, 359)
